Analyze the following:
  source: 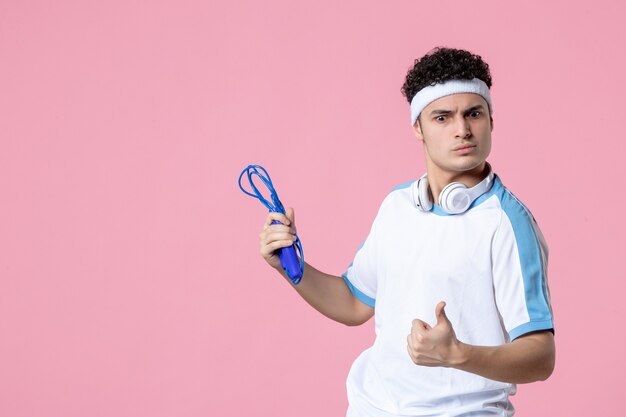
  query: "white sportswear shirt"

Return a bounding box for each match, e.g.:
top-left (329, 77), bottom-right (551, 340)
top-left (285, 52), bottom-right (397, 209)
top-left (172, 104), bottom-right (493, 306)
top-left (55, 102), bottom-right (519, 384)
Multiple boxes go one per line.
top-left (342, 174), bottom-right (554, 417)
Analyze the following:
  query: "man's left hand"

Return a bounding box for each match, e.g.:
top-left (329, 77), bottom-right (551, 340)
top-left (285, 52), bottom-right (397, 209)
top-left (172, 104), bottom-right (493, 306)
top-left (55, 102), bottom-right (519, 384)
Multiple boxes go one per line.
top-left (407, 301), bottom-right (464, 367)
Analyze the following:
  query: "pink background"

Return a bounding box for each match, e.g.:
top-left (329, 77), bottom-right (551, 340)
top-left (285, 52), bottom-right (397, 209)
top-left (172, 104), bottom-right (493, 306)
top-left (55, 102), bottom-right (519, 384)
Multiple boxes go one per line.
top-left (1, 1), bottom-right (625, 416)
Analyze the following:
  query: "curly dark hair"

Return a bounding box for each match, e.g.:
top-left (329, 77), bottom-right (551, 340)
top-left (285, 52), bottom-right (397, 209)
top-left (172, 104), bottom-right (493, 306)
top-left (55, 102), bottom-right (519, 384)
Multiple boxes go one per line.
top-left (401, 47), bottom-right (492, 104)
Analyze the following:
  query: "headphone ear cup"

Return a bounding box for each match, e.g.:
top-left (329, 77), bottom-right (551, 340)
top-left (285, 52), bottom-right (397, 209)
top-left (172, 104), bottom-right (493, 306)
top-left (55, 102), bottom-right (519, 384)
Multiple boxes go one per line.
top-left (416, 176), bottom-right (433, 212)
top-left (439, 182), bottom-right (470, 214)
top-left (411, 180), bottom-right (422, 210)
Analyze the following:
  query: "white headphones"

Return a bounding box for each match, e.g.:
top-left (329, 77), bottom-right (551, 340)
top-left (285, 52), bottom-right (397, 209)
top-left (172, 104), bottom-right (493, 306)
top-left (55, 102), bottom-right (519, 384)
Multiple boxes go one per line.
top-left (411, 165), bottom-right (495, 215)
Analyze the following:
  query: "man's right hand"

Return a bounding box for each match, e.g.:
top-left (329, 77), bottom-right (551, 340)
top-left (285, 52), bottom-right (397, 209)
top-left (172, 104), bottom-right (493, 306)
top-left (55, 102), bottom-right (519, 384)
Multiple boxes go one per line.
top-left (257, 207), bottom-right (374, 326)
top-left (259, 207), bottom-right (298, 272)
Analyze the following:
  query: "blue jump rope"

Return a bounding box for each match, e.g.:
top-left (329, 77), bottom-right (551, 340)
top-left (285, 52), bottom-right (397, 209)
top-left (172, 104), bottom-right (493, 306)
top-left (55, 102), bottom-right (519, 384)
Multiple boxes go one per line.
top-left (238, 165), bottom-right (304, 285)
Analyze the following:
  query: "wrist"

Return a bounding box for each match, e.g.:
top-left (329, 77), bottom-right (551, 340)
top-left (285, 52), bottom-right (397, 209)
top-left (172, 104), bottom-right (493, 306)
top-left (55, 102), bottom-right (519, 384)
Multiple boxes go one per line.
top-left (450, 340), bottom-right (471, 368)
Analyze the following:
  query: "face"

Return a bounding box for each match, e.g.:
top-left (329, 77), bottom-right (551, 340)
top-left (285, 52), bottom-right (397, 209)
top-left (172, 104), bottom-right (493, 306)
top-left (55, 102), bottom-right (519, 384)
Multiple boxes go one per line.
top-left (413, 93), bottom-right (493, 177)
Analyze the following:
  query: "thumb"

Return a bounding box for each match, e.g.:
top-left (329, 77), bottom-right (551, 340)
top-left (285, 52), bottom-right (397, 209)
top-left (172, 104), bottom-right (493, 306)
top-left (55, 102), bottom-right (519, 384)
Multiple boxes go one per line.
top-left (285, 207), bottom-right (296, 226)
top-left (435, 301), bottom-right (449, 326)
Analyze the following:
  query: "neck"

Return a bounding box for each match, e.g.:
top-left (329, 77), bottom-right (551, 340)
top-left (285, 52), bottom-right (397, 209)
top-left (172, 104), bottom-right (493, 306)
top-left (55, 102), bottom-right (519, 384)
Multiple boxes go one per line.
top-left (426, 162), bottom-right (489, 205)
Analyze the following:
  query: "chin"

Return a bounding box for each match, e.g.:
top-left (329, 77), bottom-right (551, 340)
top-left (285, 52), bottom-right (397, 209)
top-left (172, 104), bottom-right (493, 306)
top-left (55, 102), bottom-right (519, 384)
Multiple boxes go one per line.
top-left (452, 159), bottom-right (485, 172)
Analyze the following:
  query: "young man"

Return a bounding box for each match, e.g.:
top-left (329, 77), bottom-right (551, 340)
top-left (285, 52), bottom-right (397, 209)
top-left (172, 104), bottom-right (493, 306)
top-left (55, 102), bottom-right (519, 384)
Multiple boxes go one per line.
top-left (259, 47), bottom-right (555, 417)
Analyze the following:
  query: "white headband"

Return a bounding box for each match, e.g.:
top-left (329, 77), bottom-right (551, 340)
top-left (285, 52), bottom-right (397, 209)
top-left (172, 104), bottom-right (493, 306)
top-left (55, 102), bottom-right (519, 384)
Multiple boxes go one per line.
top-left (410, 78), bottom-right (492, 126)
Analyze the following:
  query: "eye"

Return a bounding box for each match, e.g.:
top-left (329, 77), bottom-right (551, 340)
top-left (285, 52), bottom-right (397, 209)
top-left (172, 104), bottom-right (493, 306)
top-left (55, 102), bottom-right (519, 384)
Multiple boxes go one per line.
top-left (469, 110), bottom-right (482, 118)
top-left (435, 115), bottom-right (447, 122)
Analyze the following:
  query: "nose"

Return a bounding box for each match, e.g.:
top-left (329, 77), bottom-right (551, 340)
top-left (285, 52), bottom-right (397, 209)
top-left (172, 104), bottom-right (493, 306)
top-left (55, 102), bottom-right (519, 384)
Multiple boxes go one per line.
top-left (455, 116), bottom-right (471, 138)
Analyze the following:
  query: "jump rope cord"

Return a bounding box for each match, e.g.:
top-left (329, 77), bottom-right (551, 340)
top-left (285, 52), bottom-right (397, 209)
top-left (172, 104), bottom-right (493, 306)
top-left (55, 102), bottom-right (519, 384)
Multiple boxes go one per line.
top-left (238, 165), bottom-right (304, 279)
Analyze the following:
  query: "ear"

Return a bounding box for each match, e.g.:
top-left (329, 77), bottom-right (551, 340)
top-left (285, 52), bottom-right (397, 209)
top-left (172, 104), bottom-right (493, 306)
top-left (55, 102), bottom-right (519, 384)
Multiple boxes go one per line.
top-left (490, 116), bottom-right (494, 132)
top-left (413, 120), bottom-right (424, 141)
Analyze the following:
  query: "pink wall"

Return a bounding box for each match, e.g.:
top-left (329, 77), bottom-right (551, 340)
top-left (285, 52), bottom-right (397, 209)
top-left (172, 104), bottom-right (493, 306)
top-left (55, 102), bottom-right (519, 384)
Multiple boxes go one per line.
top-left (1, 0), bottom-right (624, 416)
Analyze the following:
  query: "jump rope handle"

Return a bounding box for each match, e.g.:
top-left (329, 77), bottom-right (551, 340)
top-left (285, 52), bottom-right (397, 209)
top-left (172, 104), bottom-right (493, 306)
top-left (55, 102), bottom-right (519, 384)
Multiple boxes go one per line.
top-left (271, 219), bottom-right (303, 283)
top-left (238, 164), bottom-right (304, 285)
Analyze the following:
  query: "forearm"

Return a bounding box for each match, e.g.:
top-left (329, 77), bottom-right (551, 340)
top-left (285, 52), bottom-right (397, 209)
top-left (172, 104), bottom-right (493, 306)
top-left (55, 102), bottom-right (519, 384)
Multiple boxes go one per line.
top-left (276, 262), bottom-right (373, 326)
top-left (452, 332), bottom-right (555, 384)
top-left (259, 209), bottom-right (373, 326)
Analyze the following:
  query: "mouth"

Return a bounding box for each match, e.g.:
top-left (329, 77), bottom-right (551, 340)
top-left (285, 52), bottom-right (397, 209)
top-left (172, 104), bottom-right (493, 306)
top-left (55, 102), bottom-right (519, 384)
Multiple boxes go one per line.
top-left (452, 144), bottom-right (477, 152)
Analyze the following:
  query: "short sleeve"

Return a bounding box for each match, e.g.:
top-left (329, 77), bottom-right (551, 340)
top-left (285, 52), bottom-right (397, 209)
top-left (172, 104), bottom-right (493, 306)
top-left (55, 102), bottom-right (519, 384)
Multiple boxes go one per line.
top-left (492, 194), bottom-right (554, 341)
top-left (341, 213), bottom-right (380, 308)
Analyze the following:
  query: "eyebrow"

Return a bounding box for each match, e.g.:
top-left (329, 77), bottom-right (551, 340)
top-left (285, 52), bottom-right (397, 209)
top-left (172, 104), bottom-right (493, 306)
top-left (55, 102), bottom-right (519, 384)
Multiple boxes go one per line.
top-left (429, 109), bottom-right (452, 116)
top-left (428, 104), bottom-right (486, 117)
top-left (463, 104), bottom-right (486, 114)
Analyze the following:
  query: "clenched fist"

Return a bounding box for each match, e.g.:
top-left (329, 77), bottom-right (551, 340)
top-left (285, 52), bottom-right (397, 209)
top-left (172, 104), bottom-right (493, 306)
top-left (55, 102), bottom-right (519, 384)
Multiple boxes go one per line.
top-left (258, 207), bottom-right (298, 271)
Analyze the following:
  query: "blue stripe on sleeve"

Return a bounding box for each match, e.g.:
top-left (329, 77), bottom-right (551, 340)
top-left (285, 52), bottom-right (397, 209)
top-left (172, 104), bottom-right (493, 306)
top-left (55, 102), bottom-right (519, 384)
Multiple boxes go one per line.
top-left (342, 273), bottom-right (376, 308)
top-left (500, 189), bottom-right (553, 338)
top-left (509, 319), bottom-right (554, 340)
top-left (341, 237), bottom-right (376, 308)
